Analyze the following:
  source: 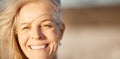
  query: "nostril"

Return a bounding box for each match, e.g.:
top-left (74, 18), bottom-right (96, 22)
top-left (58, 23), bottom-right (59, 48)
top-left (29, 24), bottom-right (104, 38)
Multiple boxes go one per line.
top-left (39, 32), bottom-right (45, 38)
top-left (31, 36), bottom-right (44, 40)
top-left (30, 29), bottom-right (45, 40)
top-left (31, 33), bottom-right (46, 40)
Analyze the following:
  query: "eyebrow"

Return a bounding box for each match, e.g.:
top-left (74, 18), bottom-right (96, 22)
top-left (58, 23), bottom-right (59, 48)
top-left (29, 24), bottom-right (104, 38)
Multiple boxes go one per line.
top-left (20, 22), bottom-right (30, 26)
top-left (20, 19), bottom-right (53, 27)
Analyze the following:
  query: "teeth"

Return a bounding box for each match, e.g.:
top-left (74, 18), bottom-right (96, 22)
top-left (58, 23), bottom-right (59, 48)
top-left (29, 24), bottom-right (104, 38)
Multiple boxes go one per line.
top-left (30, 45), bottom-right (46, 50)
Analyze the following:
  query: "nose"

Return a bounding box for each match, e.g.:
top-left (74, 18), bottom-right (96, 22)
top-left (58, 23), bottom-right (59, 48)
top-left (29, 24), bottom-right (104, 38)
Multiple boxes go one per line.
top-left (30, 28), bottom-right (45, 40)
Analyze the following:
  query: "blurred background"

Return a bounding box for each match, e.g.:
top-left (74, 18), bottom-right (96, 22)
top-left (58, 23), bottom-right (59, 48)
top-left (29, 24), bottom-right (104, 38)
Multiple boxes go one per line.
top-left (58, 0), bottom-right (120, 59)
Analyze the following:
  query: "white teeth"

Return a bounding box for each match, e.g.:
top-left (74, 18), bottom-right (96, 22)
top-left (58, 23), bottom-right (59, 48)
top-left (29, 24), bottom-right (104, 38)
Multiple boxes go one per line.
top-left (30, 45), bottom-right (46, 50)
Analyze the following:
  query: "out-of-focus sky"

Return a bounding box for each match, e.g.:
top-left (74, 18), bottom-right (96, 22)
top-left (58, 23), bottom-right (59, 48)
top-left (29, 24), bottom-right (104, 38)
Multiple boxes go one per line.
top-left (61, 0), bottom-right (120, 8)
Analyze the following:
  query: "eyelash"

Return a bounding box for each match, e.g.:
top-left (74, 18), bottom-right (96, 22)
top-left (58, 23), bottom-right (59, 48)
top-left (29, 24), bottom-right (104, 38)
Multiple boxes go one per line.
top-left (42, 24), bottom-right (53, 28)
top-left (22, 26), bottom-right (30, 30)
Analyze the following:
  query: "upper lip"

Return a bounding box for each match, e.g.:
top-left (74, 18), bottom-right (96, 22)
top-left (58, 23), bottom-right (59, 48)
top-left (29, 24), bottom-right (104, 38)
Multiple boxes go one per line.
top-left (28, 40), bottom-right (49, 45)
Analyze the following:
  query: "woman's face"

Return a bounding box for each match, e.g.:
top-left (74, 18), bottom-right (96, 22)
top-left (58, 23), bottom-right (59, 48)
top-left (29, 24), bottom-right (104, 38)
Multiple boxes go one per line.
top-left (17, 2), bottom-right (61, 59)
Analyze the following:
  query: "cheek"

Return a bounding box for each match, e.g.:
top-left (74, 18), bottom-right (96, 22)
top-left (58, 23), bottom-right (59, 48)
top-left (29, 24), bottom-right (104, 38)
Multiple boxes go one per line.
top-left (17, 32), bottom-right (29, 47)
top-left (45, 29), bottom-right (60, 46)
top-left (44, 29), bottom-right (59, 56)
top-left (44, 29), bottom-right (59, 41)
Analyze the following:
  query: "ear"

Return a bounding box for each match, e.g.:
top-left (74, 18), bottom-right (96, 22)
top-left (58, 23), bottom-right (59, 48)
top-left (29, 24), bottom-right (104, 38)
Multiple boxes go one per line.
top-left (58, 23), bottom-right (65, 40)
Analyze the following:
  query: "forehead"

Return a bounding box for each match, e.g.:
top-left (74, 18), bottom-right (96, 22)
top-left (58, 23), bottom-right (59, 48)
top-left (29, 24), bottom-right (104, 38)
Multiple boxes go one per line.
top-left (18, 1), bottom-right (57, 23)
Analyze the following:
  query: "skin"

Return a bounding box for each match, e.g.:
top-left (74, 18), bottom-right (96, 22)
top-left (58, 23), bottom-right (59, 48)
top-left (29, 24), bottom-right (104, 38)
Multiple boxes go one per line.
top-left (16, 1), bottom-right (63, 59)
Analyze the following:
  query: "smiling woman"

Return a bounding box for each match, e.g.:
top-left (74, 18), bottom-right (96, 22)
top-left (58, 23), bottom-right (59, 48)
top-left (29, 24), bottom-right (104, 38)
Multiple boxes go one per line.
top-left (0, 0), bottom-right (65, 59)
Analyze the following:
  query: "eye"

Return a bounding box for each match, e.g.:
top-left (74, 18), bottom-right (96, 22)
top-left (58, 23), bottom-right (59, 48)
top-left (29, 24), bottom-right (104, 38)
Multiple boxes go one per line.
top-left (22, 26), bottom-right (30, 30)
top-left (41, 22), bottom-right (54, 29)
top-left (43, 24), bottom-right (53, 28)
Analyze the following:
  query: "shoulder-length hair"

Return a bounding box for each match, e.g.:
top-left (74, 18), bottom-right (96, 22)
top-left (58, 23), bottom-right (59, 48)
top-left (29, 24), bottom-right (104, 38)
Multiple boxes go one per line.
top-left (0, 0), bottom-right (61, 59)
